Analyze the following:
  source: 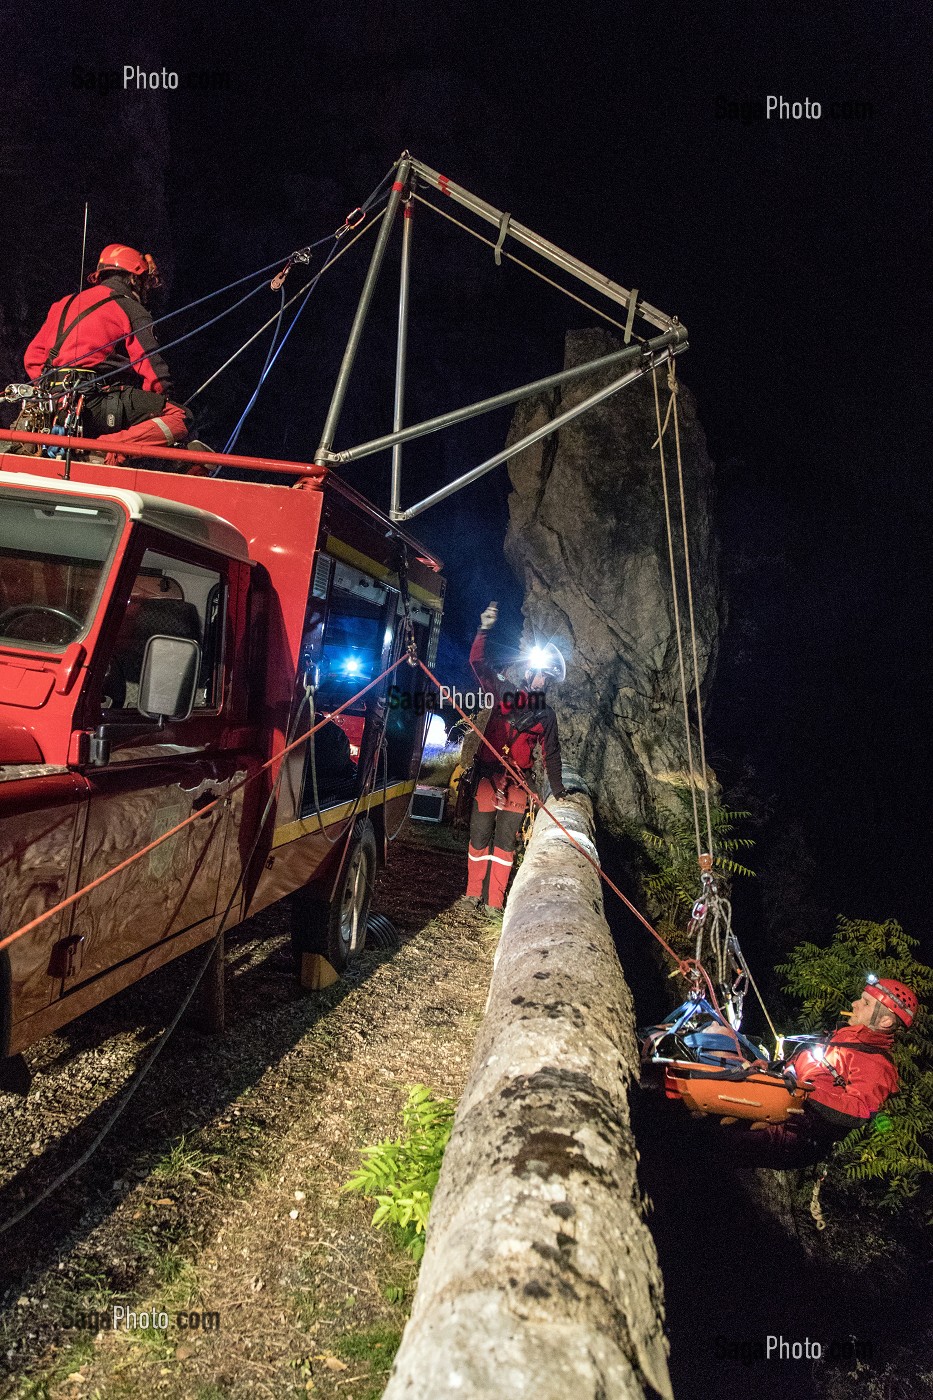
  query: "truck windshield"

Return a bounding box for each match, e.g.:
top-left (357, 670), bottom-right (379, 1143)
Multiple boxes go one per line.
top-left (0, 491), bottom-right (122, 650)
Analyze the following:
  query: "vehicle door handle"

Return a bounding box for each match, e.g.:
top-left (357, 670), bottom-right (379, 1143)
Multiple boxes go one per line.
top-left (191, 790), bottom-right (219, 814)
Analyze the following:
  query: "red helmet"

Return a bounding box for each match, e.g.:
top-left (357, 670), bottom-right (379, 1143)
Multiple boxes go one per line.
top-left (865, 976), bottom-right (918, 1028)
top-left (91, 243), bottom-right (148, 278)
top-left (88, 245), bottom-right (162, 292)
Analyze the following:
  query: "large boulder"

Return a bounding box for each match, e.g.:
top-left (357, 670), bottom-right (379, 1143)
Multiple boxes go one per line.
top-left (505, 328), bottom-right (719, 834)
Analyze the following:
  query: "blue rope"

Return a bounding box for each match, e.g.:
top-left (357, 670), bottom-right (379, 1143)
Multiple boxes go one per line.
top-left (222, 286), bottom-right (288, 454)
top-left (34, 256), bottom-right (295, 389)
top-left (38, 165), bottom-right (398, 385)
top-left (217, 165), bottom-right (398, 456)
top-left (34, 164), bottom-right (401, 424)
top-left (220, 240), bottom-right (344, 457)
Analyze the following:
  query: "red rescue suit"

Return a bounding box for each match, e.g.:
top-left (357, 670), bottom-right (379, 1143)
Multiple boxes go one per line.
top-left (465, 630), bottom-right (563, 909)
top-left (24, 274), bottom-right (189, 456)
top-left (725, 1024), bottom-right (898, 1168)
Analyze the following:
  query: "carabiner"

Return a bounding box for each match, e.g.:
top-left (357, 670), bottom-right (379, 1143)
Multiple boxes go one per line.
top-left (335, 207), bottom-right (366, 239)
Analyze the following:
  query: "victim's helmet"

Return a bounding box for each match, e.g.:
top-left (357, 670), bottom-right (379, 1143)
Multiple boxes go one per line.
top-left (520, 640), bottom-right (566, 685)
top-left (864, 975), bottom-right (918, 1028)
top-left (89, 244), bottom-right (162, 291)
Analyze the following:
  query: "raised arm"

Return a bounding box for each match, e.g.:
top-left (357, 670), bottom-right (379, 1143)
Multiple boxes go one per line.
top-left (469, 601), bottom-right (499, 697)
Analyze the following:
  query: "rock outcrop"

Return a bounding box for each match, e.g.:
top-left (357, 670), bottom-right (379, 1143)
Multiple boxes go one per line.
top-left (505, 328), bottom-right (718, 834)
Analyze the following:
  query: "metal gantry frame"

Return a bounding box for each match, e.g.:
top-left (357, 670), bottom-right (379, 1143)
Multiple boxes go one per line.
top-left (314, 152), bottom-right (688, 522)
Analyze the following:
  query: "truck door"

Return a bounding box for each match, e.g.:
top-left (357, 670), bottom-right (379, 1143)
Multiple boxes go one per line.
top-left (64, 538), bottom-right (237, 990)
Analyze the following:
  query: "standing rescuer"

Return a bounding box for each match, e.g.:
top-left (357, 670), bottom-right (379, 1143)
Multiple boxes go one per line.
top-left (463, 601), bottom-right (565, 915)
top-left (24, 242), bottom-right (191, 464)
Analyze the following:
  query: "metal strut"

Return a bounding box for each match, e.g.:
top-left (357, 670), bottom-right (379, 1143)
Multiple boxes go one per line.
top-left (391, 195), bottom-right (414, 519)
top-left (311, 151), bottom-right (688, 521)
top-left (395, 343), bottom-right (687, 521)
top-left (407, 156), bottom-right (678, 333)
top-left (315, 157), bottom-right (412, 463)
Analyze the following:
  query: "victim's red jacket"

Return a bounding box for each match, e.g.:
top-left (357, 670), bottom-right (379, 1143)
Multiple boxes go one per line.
top-left (24, 275), bottom-right (172, 395)
top-left (469, 630), bottom-right (563, 795)
top-left (791, 1023), bottom-right (898, 1133)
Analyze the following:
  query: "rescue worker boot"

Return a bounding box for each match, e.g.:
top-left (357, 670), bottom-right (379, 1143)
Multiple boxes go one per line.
top-left (184, 440), bottom-right (216, 476)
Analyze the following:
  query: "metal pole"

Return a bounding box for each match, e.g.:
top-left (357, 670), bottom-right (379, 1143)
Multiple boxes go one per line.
top-left (324, 327), bottom-right (685, 465)
top-left (315, 158), bottom-right (411, 462)
top-left (396, 345), bottom-right (687, 521)
top-left (0, 426), bottom-right (327, 476)
top-left (391, 198), bottom-right (414, 518)
top-left (407, 155), bottom-right (678, 334)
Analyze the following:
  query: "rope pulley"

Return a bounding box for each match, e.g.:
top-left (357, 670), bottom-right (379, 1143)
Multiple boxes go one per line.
top-left (270, 245), bottom-right (313, 291)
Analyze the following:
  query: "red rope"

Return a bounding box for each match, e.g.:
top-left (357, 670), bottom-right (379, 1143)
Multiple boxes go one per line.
top-left (0, 657), bottom-right (408, 956)
top-left (3, 651), bottom-right (711, 997)
top-left (416, 658), bottom-right (694, 977)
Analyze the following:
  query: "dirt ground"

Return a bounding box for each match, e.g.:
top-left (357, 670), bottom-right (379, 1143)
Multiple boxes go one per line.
top-left (0, 823), bottom-right (493, 1400)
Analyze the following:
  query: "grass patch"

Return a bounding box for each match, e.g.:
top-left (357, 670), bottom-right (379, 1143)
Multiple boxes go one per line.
top-left (405, 822), bottom-right (467, 855)
top-left (334, 1322), bottom-right (402, 1364)
top-left (15, 1339), bottom-right (95, 1399)
top-left (418, 753), bottom-right (460, 788)
top-left (150, 1136), bottom-right (220, 1184)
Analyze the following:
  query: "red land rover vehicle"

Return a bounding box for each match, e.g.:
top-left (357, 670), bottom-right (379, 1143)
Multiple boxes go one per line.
top-left (0, 452), bottom-right (444, 1076)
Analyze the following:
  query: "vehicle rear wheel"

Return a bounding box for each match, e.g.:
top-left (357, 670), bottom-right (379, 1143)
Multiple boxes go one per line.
top-left (291, 819), bottom-right (377, 973)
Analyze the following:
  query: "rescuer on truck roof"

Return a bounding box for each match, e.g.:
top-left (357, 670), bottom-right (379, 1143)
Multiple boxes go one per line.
top-left (722, 975), bottom-right (919, 1168)
top-left (23, 243), bottom-right (192, 465)
top-left (462, 601), bottom-right (566, 917)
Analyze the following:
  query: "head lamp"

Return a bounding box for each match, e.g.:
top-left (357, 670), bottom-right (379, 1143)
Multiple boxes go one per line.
top-left (520, 639), bottom-right (566, 684)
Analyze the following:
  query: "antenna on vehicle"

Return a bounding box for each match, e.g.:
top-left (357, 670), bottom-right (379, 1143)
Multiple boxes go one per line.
top-left (63, 201), bottom-right (90, 482)
top-left (78, 201), bottom-right (89, 291)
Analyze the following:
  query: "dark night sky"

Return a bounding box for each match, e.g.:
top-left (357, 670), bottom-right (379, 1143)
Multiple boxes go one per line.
top-left (7, 3), bottom-right (932, 944)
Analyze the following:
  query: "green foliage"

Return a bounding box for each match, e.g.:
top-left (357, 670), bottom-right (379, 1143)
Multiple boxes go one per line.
top-left (639, 787), bottom-right (755, 948)
top-left (778, 916), bottom-right (933, 1205)
top-left (344, 1086), bottom-right (455, 1261)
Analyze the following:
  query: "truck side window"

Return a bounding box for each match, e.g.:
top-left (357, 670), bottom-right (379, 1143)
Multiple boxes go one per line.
top-left (384, 601), bottom-right (435, 783)
top-left (301, 560), bottom-right (390, 812)
top-left (102, 548), bottom-right (225, 714)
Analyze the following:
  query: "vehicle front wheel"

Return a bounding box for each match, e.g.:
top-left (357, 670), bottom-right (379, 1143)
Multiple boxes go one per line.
top-left (291, 818), bottom-right (377, 973)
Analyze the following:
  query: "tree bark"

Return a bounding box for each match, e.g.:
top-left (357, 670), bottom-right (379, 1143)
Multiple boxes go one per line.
top-left (384, 787), bottom-right (672, 1400)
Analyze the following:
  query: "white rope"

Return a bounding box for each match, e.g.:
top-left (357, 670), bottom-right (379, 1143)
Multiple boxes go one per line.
top-left (651, 362), bottom-right (703, 860)
top-left (668, 358), bottom-right (715, 856)
top-left (412, 192), bottom-right (646, 342)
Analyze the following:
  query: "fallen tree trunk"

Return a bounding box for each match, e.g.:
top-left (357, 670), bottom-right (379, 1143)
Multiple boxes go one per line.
top-left (384, 784), bottom-right (672, 1400)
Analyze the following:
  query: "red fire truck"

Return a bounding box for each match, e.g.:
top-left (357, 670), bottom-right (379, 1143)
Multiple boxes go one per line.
top-left (0, 450), bottom-right (444, 1073)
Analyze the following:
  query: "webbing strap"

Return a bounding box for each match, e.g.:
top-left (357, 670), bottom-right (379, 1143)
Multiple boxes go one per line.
top-left (44, 291), bottom-right (118, 369)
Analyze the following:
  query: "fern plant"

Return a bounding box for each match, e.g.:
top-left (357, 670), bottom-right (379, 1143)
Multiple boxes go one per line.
top-left (344, 1085), bottom-right (455, 1260)
top-left (778, 916), bottom-right (933, 1205)
top-left (640, 787), bottom-right (756, 950)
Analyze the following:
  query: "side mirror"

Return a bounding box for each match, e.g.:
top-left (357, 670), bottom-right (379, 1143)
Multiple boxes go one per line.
top-left (138, 635), bottom-right (200, 721)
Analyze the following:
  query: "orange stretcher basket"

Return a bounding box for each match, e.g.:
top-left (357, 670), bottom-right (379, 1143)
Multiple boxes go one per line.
top-left (664, 1062), bottom-right (808, 1123)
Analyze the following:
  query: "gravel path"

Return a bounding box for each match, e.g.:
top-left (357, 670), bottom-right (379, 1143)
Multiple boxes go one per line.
top-left (0, 824), bottom-right (493, 1400)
